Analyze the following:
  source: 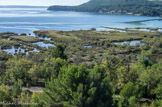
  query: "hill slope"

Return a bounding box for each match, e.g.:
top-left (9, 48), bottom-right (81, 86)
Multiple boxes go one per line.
top-left (48, 0), bottom-right (162, 16)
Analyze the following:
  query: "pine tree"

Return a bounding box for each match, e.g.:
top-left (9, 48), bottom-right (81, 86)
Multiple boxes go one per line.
top-left (51, 45), bottom-right (67, 59)
top-left (41, 65), bottom-right (113, 107)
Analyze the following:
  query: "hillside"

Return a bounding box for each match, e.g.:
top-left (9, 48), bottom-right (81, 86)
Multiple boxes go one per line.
top-left (48, 0), bottom-right (162, 16)
top-left (0, 28), bottom-right (162, 106)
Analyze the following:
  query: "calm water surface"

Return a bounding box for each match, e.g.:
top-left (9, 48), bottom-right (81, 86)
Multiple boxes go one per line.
top-left (32, 42), bottom-right (55, 48)
top-left (0, 6), bottom-right (162, 35)
top-left (113, 41), bottom-right (145, 46)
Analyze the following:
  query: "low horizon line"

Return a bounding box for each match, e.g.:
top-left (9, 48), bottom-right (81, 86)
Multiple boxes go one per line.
top-left (0, 4), bottom-right (79, 7)
top-left (0, 5), bottom-right (49, 6)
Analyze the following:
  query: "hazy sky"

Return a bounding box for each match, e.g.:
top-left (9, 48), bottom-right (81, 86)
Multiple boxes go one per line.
top-left (0, 0), bottom-right (90, 6)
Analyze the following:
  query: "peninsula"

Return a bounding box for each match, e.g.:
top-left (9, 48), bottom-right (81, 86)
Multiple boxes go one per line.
top-left (48, 0), bottom-right (162, 16)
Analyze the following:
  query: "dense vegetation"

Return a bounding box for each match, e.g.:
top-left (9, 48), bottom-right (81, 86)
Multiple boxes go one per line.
top-left (48, 0), bottom-right (162, 16)
top-left (0, 28), bottom-right (162, 106)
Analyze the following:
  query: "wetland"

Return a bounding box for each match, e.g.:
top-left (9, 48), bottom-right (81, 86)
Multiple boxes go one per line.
top-left (0, 6), bottom-right (162, 107)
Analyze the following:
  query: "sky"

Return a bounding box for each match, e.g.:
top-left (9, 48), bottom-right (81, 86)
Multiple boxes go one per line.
top-left (0, 0), bottom-right (90, 6)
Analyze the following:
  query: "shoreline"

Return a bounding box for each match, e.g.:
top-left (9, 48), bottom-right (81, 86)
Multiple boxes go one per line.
top-left (0, 26), bottom-right (162, 36)
top-left (48, 9), bottom-right (162, 17)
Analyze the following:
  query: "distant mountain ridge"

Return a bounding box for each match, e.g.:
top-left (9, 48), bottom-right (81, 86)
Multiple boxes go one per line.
top-left (48, 0), bottom-right (162, 16)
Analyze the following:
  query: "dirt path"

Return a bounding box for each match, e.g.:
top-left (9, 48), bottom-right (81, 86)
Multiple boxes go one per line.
top-left (8, 86), bottom-right (43, 93)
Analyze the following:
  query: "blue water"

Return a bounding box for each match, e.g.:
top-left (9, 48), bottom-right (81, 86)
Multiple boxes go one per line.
top-left (2, 46), bottom-right (40, 55)
top-left (0, 6), bottom-right (162, 35)
top-left (32, 42), bottom-right (55, 48)
top-left (113, 41), bottom-right (145, 46)
top-left (39, 37), bottom-right (51, 40)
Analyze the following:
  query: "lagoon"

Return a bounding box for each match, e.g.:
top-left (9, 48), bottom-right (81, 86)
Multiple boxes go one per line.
top-left (0, 6), bottom-right (162, 35)
top-left (2, 46), bottom-right (40, 55)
